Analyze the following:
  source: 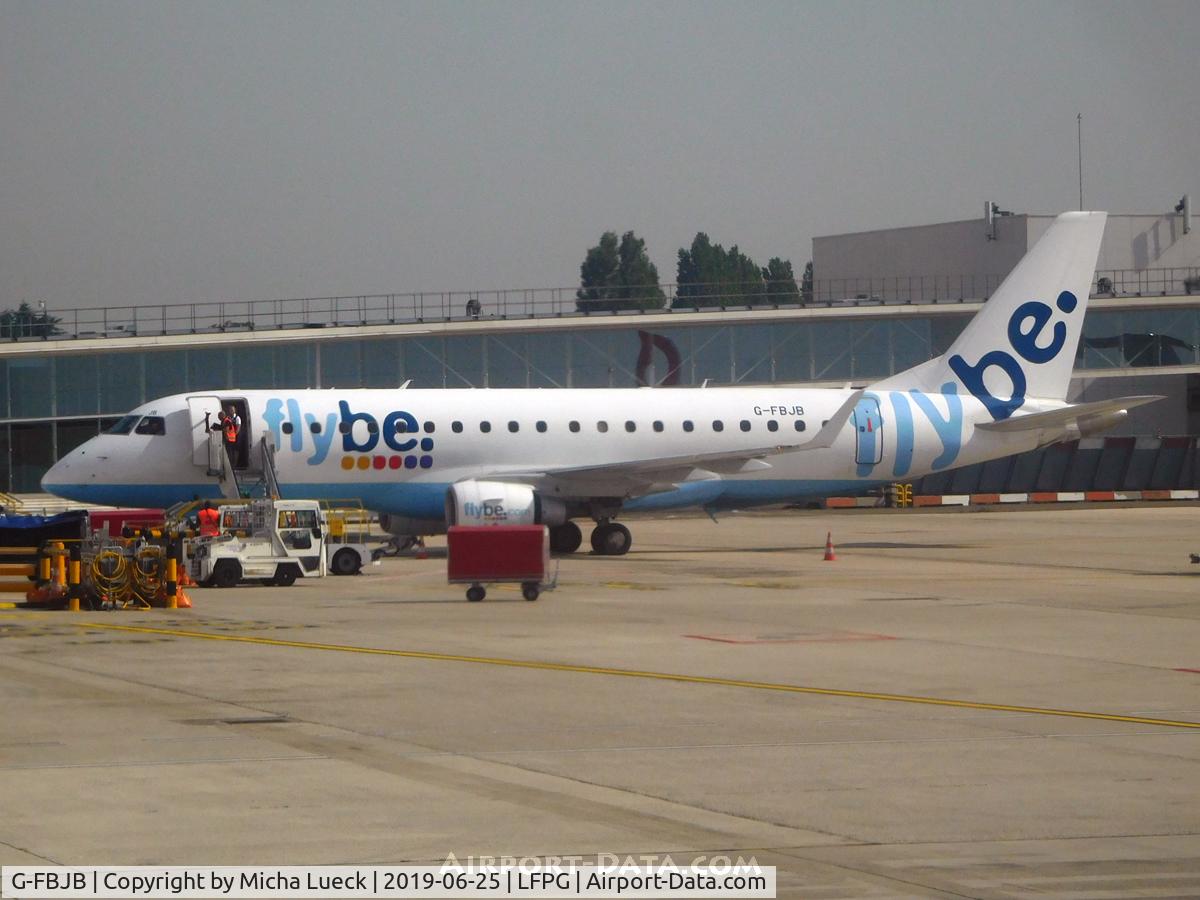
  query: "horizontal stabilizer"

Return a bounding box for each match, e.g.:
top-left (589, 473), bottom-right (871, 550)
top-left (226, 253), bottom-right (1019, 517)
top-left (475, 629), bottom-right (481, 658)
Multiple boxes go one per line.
top-left (974, 396), bottom-right (1163, 433)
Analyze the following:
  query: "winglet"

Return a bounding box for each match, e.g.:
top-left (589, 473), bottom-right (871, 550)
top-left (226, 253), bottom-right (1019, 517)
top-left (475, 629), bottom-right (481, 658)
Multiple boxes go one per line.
top-left (794, 389), bottom-right (863, 451)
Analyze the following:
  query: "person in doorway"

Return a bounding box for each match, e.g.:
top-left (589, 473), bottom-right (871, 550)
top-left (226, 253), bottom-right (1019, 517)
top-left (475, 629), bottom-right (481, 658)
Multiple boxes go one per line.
top-left (220, 405), bottom-right (241, 448)
top-left (215, 404), bottom-right (241, 465)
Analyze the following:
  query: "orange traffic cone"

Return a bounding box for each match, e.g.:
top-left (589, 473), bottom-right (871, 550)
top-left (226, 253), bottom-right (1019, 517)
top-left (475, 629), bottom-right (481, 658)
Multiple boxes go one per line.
top-left (823, 532), bottom-right (837, 561)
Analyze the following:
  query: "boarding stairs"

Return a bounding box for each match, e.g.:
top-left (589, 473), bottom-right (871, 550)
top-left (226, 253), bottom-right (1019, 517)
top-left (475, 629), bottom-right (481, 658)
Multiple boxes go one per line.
top-left (204, 430), bottom-right (281, 501)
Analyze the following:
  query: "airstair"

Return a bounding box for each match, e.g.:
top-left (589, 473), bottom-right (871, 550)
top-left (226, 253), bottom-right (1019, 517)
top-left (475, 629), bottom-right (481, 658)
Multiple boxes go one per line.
top-left (204, 429), bottom-right (281, 501)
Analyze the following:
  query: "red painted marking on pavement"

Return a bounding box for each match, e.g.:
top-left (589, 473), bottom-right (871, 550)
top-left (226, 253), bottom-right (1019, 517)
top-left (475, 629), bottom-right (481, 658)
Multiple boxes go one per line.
top-left (685, 631), bottom-right (896, 645)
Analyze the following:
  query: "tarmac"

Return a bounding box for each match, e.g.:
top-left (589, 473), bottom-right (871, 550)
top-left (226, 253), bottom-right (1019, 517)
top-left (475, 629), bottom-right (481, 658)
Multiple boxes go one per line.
top-left (1, 504), bottom-right (1199, 898)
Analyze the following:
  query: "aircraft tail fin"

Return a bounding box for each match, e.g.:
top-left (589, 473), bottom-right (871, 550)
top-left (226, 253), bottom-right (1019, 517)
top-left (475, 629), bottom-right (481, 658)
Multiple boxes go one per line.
top-left (872, 211), bottom-right (1107, 419)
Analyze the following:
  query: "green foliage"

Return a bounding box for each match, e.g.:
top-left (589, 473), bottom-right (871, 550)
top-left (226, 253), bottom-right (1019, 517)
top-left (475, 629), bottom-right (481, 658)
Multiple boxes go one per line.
top-left (576, 231), bottom-right (666, 313)
top-left (673, 235), bottom-right (800, 308)
top-left (674, 233), bottom-right (764, 308)
top-left (761, 257), bottom-right (800, 304)
top-left (0, 302), bottom-right (62, 339)
top-left (801, 261), bottom-right (814, 304)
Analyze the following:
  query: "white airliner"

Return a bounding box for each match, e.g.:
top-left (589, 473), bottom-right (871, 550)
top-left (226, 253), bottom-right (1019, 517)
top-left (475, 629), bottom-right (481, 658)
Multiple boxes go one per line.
top-left (43, 212), bottom-right (1157, 555)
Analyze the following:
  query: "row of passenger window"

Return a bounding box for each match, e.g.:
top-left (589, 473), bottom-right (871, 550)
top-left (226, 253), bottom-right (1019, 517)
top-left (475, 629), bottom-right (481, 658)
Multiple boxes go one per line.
top-left (280, 420), bottom-right (435, 436)
top-left (276, 417), bottom-right (809, 436)
top-left (108, 413), bottom-right (807, 438)
top-left (451, 418), bottom-right (807, 434)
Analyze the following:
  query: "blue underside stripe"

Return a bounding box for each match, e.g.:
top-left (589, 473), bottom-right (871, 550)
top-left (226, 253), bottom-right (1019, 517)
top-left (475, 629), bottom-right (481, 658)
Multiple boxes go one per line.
top-left (46, 478), bottom-right (881, 518)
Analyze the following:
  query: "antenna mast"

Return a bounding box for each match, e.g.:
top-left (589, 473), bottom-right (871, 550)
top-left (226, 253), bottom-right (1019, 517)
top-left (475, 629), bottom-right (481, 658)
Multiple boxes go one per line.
top-left (1077, 113), bottom-right (1084, 210)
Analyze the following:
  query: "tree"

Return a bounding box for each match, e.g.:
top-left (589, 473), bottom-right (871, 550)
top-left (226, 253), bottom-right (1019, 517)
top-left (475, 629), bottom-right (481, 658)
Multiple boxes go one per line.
top-left (761, 257), bottom-right (800, 304)
top-left (800, 261), bottom-right (814, 304)
top-left (0, 302), bottom-right (62, 339)
top-left (576, 231), bottom-right (666, 312)
top-left (673, 233), bottom-right (765, 308)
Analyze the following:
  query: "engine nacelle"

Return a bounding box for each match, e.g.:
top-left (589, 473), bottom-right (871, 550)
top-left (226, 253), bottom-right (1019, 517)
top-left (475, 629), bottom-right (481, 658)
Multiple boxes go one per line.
top-left (377, 514), bottom-right (446, 537)
top-left (446, 481), bottom-right (567, 528)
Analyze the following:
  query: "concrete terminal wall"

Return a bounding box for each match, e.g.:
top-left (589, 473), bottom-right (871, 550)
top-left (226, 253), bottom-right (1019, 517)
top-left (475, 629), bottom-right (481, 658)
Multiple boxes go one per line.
top-left (815, 212), bottom-right (1200, 302)
top-left (812, 216), bottom-right (1028, 299)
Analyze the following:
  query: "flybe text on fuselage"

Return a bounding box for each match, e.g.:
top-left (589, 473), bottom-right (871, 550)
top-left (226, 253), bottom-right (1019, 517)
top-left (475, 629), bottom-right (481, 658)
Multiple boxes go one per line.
top-left (262, 398), bottom-right (433, 468)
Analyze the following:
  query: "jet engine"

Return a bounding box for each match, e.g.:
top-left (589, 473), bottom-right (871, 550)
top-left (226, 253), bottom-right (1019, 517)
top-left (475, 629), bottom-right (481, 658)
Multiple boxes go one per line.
top-left (446, 480), bottom-right (567, 527)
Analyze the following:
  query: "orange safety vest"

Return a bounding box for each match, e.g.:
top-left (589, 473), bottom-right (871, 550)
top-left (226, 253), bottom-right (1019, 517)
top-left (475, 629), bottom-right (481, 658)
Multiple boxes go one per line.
top-left (197, 507), bottom-right (220, 536)
top-left (222, 415), bottom-right (240, 444)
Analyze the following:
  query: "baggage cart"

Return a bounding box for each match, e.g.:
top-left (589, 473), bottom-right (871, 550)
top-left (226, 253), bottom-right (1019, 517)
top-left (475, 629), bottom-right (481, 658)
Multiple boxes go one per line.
top-left (447, 525), bottom-right (551, 601)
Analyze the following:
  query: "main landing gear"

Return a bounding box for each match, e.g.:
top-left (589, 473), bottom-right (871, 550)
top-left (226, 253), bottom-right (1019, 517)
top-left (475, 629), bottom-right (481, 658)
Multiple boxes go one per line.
top-left (590, 521), bottom-right (632, 556)
top-left (548, 520), bottom-right (631, 556)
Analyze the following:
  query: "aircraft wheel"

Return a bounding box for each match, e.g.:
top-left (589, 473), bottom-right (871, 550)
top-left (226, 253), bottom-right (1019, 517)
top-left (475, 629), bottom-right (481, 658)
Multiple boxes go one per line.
top-left (330, 547), bottom-right (362, 576)
top-left (466, 584), bottom-right (486, 603)
top-left (590, 522), bottom-right (632, 556)
top-left (549, 521), bottom-right (583, 554)
top-left (210, 559), bottom-right (241, 588)
top-left (521, 582), bottom-right (540, 601)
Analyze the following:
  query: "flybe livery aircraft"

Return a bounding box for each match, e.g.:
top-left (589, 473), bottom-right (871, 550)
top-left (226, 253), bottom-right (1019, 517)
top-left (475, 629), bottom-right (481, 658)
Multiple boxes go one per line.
top-left (43, 212), bottom-right (1158, 555)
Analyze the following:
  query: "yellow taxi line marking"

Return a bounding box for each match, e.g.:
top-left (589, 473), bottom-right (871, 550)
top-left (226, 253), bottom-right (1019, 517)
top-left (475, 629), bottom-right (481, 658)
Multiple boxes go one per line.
top-left (73, 621), bottom-right (1200, 730)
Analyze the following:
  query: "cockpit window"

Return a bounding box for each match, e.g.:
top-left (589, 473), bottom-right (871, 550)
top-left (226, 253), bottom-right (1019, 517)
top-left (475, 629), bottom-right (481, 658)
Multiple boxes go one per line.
top-left (134, 416), bottom-right (166, 436)
top-left (105, 414), bottom-right (140, 435)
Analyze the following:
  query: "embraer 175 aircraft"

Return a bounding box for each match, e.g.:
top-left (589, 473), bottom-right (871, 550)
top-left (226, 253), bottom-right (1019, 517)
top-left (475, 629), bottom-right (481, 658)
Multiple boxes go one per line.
top-left (43, 212), bottom-right (1158, 555)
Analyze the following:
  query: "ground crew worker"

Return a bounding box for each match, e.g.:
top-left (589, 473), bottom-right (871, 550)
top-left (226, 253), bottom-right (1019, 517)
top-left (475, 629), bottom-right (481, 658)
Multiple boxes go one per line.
top-left (220, 405), bottom-right (241, 447)
top-left (197, 502), bottom-right (219, 537)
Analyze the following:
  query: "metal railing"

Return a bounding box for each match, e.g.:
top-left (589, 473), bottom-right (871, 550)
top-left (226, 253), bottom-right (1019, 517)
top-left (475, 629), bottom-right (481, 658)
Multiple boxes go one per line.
top-left (1093, 267), bottom-right (1200, 298)
top-left (8, 266), bottom-right (1199, 342)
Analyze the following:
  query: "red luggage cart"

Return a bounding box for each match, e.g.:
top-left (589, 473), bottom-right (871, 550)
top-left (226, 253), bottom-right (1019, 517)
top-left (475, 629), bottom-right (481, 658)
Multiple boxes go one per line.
top-left (447, 525), bottom-right (552, 601)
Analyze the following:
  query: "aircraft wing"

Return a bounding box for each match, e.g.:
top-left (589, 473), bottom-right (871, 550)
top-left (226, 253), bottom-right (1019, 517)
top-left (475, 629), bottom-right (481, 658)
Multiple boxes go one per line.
top-left (471, 390), bottom-right (864, 498)
top-left (974, 395), bottom-right (1163, 433)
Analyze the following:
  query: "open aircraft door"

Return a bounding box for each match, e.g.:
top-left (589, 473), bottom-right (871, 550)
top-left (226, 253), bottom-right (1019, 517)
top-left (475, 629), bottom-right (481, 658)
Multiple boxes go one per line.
top-left (187, 395), bottom-right (222, 470)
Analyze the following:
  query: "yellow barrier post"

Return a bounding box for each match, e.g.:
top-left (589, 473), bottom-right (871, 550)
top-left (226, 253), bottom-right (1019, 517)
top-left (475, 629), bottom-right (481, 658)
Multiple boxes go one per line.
top-left (67, 545), bottom-right (81, 612)
top-left (165, 555), bottom-right (178, 610)
top-left (37, 546), bottom-right (51, 584)
top-left (52, 542), bottom-right (66, 589)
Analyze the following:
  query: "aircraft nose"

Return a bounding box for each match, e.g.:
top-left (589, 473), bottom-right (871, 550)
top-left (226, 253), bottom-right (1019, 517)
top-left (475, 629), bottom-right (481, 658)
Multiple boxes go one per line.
top-left (41, 452), bottom-right (73, 494)
top-left (41, 442), bottom-right (94, 497)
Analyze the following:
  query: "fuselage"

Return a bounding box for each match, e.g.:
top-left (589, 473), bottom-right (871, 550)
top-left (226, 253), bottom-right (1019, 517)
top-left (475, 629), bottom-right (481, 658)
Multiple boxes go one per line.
top-left (41, 212), bottom-right (1110, 530)
top-left (42, 385), bottom-right (1042, 516)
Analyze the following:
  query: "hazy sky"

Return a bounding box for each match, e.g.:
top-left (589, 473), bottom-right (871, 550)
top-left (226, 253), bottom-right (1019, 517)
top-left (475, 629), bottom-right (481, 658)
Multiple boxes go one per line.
top-left (2, 0), bottom-right (1197, 311)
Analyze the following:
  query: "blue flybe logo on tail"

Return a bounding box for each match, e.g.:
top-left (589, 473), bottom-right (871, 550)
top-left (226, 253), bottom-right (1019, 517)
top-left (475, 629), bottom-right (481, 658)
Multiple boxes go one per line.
top-left (948, 291), bottom-right (1077, 421)
top-left (264, 399), bottom-right (434, 469)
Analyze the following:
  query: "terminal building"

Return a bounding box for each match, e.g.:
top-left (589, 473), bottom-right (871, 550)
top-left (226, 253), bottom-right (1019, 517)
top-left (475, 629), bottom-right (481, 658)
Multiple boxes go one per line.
top-left (4, 202), bottom-right (1198, 496)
